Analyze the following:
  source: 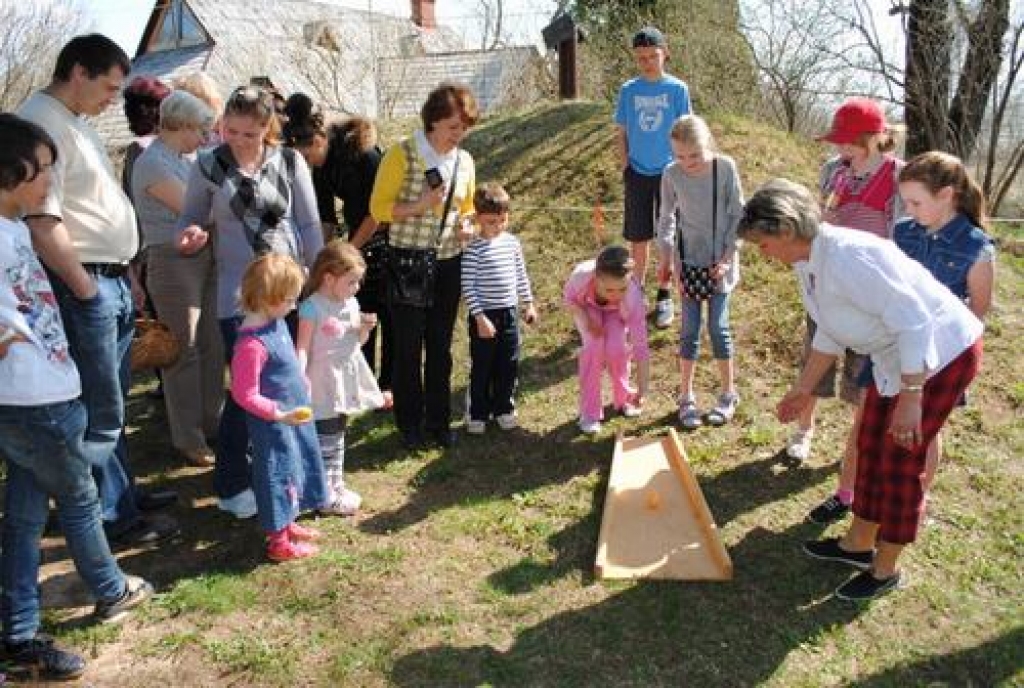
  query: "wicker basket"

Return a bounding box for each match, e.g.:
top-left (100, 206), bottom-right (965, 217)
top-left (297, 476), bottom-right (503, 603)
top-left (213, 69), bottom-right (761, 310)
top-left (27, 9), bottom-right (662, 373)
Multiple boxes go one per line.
top-left (130, 317), bottom-right (181, 371)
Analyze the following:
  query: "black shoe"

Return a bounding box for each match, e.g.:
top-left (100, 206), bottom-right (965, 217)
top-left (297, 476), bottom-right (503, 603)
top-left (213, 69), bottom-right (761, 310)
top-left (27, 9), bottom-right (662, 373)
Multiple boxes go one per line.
top-left (427, 428), bottom-right (458, 448)
top-left (802, 537), bottom-right (874, 570)
top-left (137, 489), bottom-right (178, 511)
top-left (107, 514), bottom-right (180, 548)
top-left (835, 570), bottom-right (902, 601)
top-left (3, 634), bottom-right (86, 681)
top-left (808, 494), bottom-right (851, 524)
top-left (93, 575), bottom-right (154, 624)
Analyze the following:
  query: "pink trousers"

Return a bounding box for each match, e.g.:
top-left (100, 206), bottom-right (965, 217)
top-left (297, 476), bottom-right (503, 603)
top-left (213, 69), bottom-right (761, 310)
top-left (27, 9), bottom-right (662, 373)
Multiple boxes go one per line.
top-left (576, 312), bottom-right (634, 422)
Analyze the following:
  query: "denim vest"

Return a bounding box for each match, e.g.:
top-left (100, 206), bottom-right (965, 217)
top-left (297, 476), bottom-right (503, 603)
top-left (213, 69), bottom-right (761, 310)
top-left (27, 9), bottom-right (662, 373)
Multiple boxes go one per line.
top-left (893, 215), bottom-right (993, 300)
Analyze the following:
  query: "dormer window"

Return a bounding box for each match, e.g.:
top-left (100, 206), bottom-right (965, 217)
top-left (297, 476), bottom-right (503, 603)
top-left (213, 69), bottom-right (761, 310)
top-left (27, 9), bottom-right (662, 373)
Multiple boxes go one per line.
top-left (149, 0), bottom-right (210, 51)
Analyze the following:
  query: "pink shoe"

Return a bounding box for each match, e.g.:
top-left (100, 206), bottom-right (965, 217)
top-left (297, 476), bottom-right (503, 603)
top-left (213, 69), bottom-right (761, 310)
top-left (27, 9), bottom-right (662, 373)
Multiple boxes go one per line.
top-left (266, 538), bottom-right (319, 562)
top-left (287, 522), bottom-right (323, 542)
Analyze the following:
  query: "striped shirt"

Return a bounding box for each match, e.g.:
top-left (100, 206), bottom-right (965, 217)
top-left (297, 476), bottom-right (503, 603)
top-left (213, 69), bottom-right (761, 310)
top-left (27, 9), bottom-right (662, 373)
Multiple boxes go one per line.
top-left (461, 232), bottom-right (533, 315)
top-left (819, 154), bottom-right (903, 239)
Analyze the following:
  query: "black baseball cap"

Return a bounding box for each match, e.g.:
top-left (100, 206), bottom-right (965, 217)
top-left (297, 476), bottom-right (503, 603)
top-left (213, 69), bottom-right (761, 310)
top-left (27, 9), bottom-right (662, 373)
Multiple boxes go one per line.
top-left (632, 26), bottom-right (667, 48)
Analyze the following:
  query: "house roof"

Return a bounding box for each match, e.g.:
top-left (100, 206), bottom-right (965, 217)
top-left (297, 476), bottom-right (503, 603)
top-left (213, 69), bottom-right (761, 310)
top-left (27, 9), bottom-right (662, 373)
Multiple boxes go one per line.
top-left (378, 47), bottom-right (542, 119)
top-left (94, 0), bottom-right (472, 147)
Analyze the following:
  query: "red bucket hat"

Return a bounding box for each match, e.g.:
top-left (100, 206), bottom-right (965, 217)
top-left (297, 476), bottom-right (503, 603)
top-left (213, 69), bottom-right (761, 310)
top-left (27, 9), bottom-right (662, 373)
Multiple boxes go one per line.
top-left (818, 98), bottom-right (886, 145)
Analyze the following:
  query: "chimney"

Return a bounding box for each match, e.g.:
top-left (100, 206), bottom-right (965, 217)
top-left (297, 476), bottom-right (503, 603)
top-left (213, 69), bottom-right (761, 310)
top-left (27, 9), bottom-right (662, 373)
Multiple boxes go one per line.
top-left (411, 0), bottom-right (436, 30)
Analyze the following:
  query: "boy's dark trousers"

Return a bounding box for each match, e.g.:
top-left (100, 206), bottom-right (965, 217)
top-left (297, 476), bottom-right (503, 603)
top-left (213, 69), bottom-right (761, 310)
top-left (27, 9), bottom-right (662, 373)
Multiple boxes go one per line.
top-left (467, 306), bottom-right (520, 422)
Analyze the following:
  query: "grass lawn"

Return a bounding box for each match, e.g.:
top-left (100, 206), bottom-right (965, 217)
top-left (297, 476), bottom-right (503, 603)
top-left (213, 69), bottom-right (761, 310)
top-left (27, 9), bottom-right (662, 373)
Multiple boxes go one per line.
top-left (22, 102), bottom-right (1023, 687)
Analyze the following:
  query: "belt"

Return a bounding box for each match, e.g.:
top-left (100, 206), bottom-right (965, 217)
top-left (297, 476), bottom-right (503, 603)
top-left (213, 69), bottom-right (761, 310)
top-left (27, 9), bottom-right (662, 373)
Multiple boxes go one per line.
top-left (82, 262), bottom-right (130, 278)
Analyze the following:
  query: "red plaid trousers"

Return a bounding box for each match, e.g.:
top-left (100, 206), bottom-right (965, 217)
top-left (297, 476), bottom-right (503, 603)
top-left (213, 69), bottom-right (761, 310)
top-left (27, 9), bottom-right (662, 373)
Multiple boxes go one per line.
top-left (854, 339), bottom-right (982, 544)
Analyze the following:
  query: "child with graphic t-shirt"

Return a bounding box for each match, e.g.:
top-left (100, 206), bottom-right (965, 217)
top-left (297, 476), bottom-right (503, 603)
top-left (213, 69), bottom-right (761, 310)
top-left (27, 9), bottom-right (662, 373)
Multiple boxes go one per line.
top-left (614, 26), bottom-right (692, 330)
top-left (0, 114), bottom-right (152, 680)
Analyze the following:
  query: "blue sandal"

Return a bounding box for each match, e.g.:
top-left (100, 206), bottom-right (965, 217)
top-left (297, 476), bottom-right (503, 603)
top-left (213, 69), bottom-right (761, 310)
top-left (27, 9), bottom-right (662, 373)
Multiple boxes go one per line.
top-left (705, 391), bottom-right (740, 427)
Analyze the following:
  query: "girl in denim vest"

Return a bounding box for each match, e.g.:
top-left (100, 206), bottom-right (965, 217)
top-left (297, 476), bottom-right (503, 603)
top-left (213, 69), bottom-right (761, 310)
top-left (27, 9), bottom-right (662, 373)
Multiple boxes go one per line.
top-left (230, 254), bottom-right (329, 562)
top-left (896, 151), bottom-right (995, 494)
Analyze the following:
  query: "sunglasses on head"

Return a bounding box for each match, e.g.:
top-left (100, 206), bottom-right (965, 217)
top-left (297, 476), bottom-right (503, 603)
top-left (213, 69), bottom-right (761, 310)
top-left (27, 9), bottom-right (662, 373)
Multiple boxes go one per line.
top-left (228, 86), bottom-right (274, 113)
top-left (740, 208), bottom-right (781, 233)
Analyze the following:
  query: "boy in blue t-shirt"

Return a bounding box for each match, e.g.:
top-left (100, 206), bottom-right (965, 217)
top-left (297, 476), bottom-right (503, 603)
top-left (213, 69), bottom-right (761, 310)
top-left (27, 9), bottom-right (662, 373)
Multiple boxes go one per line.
top-left (614, 26), bottom-right (692, 329)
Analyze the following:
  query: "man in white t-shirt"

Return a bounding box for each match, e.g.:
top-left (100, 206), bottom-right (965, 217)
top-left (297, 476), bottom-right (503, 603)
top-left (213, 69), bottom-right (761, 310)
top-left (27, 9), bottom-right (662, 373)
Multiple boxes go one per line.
top-left (17, 34), bottom-right (179, 547)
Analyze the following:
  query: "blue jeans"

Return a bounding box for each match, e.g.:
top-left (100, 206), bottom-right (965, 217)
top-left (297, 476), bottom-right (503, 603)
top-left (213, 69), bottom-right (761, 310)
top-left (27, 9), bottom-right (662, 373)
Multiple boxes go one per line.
top-left (0, 401), bottom-right (126, 641)
top-left (679, 292), bottom-right (734, 360)
top-left (50, 272), bottom-right (140, 531)
top-left (216, 315), bottom-right (252, 500)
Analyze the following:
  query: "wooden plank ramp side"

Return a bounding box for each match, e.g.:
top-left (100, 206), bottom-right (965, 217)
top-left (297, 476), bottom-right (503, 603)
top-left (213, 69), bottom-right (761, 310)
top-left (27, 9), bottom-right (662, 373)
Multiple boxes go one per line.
top-left (594, 431), bottom-right (732, 581)
top-left (663, 429), bottom-right (733, 580)
top-left (593, 433), bottom-right (625, 579)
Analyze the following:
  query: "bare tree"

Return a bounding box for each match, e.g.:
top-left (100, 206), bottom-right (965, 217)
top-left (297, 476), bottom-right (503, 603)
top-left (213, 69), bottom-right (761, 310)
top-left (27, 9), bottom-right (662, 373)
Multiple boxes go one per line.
top-left (980, 17), bottom-right (1024, 214)
top-left (740, 0), bottom-right (850, 133)
top-left (0, 1), bottom-right (90, 111)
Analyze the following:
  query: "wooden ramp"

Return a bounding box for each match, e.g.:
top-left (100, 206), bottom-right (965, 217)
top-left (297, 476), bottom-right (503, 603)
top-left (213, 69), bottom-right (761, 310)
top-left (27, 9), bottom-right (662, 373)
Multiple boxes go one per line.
top-left (595, 430), bottom-right (732, 581)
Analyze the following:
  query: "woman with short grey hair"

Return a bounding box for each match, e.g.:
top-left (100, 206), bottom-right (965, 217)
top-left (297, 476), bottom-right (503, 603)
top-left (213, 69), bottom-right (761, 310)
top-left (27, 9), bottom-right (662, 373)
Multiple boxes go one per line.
top-left (131, 89), bottom-right (224, 467)
top-left (740, 178), bottom-right (983, 601)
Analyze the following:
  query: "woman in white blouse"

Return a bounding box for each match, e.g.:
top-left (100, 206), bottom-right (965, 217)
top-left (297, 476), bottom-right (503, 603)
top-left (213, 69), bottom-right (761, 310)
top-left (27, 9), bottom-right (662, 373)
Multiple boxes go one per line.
top-left (739, 178), bottom-right (983, 601)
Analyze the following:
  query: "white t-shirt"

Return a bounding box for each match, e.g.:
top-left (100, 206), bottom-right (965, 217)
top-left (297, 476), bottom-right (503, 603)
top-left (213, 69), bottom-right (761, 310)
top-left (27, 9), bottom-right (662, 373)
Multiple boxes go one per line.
top-left (797, 223), bottom-right (983, 396)
top-left (17, 91), bottom-right (138, 264)
top-left (0, 217), bottom-right (80, 405)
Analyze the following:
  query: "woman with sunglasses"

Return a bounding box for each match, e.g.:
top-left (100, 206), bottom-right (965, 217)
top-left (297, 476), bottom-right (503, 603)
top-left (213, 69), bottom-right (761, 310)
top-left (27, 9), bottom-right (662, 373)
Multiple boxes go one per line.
top-left (370, 82), bottom-right (478, 450)
top-left (740, 178), bottom-right (982, 601)
top-left (177, 85), bottom-right (324, 519)
top-left (132, 90), bottom-right (223, 468)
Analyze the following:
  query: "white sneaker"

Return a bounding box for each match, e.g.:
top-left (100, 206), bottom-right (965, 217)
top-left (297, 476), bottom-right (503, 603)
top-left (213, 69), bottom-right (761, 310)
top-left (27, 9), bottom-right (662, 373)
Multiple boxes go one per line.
top-left (578, 418), bottom-right (602, 434)
top-left (495, 413), bottom-right (518, 430)
top-left (786, 429), bottom-right (814, 461)
top-left (466, 419), bottom-right (486, 434)
top-left (321, 486), bottom-right (362, 516)
top-left (619, 403), bottom-right (642, 418)
top-left (217, 488), bottom-right (258, 519)
top-left (654, 298), bottom-right (674, 329)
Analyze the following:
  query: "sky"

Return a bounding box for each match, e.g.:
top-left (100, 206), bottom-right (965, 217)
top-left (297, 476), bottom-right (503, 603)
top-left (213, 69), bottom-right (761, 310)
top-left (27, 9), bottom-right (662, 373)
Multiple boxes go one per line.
top-left (84, 0), bottom-right (561, 56)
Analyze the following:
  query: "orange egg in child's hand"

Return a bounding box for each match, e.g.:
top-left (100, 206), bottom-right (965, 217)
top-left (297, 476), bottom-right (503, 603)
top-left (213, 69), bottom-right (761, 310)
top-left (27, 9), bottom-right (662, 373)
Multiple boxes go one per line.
top-left (292, 406), bottom-right (313, 422)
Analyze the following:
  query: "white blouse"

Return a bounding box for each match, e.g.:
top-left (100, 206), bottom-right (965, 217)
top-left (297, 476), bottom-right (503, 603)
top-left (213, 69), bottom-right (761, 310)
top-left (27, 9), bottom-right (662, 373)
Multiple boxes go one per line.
top-left (796, 224), bottom-right (982, 397)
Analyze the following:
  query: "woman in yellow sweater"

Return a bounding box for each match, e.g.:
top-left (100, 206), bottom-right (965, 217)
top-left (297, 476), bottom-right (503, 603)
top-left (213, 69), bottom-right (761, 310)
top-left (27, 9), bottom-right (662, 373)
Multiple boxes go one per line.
top-left (370, 82), bottom-right (478, 449)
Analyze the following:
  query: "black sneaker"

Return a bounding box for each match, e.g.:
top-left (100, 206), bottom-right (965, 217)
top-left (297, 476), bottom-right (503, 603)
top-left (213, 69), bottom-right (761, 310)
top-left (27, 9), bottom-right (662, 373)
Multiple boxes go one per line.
top-left (802, 537), bottom-right (874, 570)
top-left (3, 634), bottom-right (86, 680)
top-left (835, 570), bottom-right (903, 601)
top-left (93, 575), bottom-right (154, 624)
top-left (107, 514), bottom-right (180, 549)
top-left (808, 495), bottom-right (851, 524)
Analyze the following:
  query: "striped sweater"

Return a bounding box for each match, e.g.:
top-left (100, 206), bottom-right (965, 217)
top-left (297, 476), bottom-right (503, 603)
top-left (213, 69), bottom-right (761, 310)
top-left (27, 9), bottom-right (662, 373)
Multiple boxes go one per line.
top-left (461, 232), bottom-right (533, 315)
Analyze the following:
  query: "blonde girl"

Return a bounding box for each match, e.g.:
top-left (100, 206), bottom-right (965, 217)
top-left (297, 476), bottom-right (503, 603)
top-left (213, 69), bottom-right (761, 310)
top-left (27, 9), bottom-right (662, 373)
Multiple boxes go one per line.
top-left (655, 114), bottom-right (745, 429)
top-left (563, 245), bottom-right (650, 434)
top-left (296, 240), bottom-right (384, 516)
top-left (231, 254), bottom-right (328, 562)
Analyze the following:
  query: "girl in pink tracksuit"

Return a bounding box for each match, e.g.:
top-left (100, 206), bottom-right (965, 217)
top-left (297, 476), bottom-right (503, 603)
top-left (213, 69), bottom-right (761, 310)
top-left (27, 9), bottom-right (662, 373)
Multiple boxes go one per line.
top-left (563, 245), bottom-right (650, 434)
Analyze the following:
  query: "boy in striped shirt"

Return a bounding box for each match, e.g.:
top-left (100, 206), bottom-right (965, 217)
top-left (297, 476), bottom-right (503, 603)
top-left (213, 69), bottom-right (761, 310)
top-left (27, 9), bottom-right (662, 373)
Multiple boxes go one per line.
top-left (461, 183), bottom-right (537, 434)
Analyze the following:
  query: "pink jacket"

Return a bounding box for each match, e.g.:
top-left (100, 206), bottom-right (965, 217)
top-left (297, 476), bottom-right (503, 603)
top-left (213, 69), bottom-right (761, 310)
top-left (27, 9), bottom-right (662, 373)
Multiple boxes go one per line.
top-left (562, 259), bottom-right (650, 361)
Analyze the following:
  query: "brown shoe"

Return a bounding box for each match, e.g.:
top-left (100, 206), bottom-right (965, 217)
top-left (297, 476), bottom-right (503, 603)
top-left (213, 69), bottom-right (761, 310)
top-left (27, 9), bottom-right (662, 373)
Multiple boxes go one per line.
top-left (182, 448), bottom-right (216, 467)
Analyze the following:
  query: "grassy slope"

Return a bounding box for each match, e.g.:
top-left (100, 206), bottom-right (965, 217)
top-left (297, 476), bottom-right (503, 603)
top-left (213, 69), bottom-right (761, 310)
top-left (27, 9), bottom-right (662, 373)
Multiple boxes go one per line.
top-left (46, 102), bottom-right (1022, 687)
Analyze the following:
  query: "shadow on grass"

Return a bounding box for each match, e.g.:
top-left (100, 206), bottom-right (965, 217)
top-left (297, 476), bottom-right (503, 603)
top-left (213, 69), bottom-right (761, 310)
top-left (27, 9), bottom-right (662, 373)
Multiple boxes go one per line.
top-left (356, 419), bottom-right (615, 535)
top-left (846, 625), bottom-right (1024, 687)
top-left (391, 521), bottom-right (868, 687)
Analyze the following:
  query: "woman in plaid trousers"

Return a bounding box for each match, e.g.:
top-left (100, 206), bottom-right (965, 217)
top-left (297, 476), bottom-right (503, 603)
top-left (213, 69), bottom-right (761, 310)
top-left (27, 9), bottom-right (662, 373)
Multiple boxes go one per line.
top-left (739, 179), bottom-right (983, 601)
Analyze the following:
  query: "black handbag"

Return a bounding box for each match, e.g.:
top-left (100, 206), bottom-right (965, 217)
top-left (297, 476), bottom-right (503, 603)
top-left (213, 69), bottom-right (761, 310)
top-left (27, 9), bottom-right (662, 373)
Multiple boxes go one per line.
top-left (385, 153), bottom-right (460, 309)
top-left (678, 158), bottom-right (719, 301)
top-left (386, 245), bottom-right (438, 308)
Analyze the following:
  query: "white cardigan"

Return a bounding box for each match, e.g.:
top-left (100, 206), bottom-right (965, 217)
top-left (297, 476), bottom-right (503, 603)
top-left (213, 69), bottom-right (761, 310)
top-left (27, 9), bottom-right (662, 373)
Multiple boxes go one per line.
top-left (796, 223), bottom-right (982, 397)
